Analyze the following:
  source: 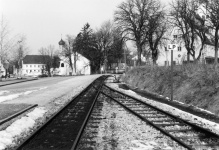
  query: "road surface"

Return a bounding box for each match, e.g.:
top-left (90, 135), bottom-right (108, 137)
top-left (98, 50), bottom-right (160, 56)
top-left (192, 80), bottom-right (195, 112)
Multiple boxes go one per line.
top-left (0, 75), bottom-right (101, 106)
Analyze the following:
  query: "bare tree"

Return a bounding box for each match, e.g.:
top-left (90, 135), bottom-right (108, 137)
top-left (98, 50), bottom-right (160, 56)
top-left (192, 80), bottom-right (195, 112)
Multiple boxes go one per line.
top-left (169, 0), bottom-right (210, 63)
top-left (61, 35), bottom-right (78, 75)
top-left (0, 16), bottom-right (13, 80)
top-left (115, 0), bottom-right (159, 65)
top-left (11, 35), bottom-right (29, 76)
top-left (146, 1), bottom-right (167, 64)
top-left (39, 45), bottom-right (59, 77)
top-left (95, 20), bottom-right (114, 72)
top-left (170, 0), bottom-right (198, 62)
top-left (204, 0), bottom-right (219, 65)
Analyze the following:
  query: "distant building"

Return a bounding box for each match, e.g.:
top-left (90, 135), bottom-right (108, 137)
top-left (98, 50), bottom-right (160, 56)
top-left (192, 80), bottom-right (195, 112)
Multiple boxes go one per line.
top-left (156, 3), bottom-right (215, 66)
top-left (22, 55), bottom-right (48, 76)
top-left (21, 54), bottom-right (91, 76)
top-left (0, 61), bottom-right (6, 76)
top-left (59, 53), bottom-right (90, 75)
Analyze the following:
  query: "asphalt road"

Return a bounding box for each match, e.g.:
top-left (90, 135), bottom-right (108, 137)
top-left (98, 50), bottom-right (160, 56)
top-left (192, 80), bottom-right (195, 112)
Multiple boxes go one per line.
top-left (0, 76), bottom-right (74, 90)
top-left (0, 75), bottom-right (101, 106)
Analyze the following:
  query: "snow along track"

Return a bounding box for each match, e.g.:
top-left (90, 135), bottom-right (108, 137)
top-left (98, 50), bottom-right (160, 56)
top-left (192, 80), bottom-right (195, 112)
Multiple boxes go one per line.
top-left (100, 81), bottom-right (219, 149)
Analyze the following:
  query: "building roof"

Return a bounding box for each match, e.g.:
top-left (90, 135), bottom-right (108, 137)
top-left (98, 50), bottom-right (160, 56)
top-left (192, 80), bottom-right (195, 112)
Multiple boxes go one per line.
top-left (23, 55), bottom-right (50, 64)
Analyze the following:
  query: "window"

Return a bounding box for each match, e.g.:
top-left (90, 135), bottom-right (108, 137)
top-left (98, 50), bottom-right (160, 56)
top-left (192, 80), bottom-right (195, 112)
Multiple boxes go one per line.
top-left (26, 65), bottom-right (28, 67)
top-left (178, 47), bottom-right (182, 51)
top-left (173, 35), bottom-right (177, 39)
top-left (26, 70), bottom-right (28, 73)
top-left (165, 47), bottom-right (167, 51)
top-left (30, 70), bottom-right (32, 72)
top-left (61, 63), bottom-right (64, 67)
top-left (34, 65), bottom-right (36, 67)
top-left (38, 65), bottom-right (40, 67)
top-left (30, 65), bottom-right (32, 67)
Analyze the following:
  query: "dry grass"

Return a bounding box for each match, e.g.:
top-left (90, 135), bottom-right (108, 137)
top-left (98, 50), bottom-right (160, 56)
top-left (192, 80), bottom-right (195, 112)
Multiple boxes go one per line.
top-left (122, 64), bottom-right (219, 115)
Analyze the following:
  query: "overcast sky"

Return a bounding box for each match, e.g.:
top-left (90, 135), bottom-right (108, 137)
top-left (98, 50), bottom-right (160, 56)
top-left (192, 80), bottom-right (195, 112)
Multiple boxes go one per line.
top-left (0, 0), bottom-right (171, 54)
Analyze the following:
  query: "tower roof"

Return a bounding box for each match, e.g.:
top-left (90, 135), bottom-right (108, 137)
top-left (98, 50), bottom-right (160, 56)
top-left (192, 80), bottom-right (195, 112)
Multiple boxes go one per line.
top-left (58, 38), bottom-right (65, 46)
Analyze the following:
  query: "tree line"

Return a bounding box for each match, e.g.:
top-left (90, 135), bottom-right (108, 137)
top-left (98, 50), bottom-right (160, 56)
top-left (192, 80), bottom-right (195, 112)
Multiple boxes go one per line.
top-left (72, 0), bottom-right (219, 73)
top-left (114, 0), bottom-right (219, 66)
top-left (1, 0), bottom-right (219, 77)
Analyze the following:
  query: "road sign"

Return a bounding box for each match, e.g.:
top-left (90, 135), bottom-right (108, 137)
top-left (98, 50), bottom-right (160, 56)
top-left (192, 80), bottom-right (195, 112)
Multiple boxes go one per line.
top-left (167, 44), bottom-right (178, 51)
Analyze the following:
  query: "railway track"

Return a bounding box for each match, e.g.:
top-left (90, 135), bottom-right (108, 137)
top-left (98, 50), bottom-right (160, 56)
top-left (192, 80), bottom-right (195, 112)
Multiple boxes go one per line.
top-left (101, 82), bottom-right (219, 150)
top-left (15, 76), bottom-right (107, 150)
top-left (14, 75), bottom-right (219, 150)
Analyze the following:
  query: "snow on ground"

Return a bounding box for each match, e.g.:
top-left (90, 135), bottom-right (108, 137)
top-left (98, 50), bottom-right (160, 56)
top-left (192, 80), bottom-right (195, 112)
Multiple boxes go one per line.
top-left (107, 83), bottom-right (219, 136)
top-left (0, 87), bottom-right (48, 103)
top-left (0, 107), bottom-right (46, 150)
top-left (0, 94), bottom-right (22, 103)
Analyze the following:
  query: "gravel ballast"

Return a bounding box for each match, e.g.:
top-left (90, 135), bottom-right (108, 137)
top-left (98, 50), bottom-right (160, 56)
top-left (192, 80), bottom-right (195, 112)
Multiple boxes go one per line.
top-left (79, 94), bottom-right (186, 150)
top-left (107, 83), bottom-right (219, 136)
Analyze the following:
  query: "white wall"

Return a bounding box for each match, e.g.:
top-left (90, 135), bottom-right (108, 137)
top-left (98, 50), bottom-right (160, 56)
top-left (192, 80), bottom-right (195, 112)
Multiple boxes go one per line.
top-left (22, 64), bottom-right (45, 76)
top-left (58, 53), bottom-right (91, 75)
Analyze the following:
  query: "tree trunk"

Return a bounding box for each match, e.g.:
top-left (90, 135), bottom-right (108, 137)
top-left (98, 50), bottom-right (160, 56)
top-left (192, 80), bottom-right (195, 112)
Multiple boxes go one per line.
top-left (152, 49), bottom-right (158, 65)
top-left (214, 46), bottom-right (218, 65)
top-left (187, 51), bottom-right (190, 63)
top-left (136, 43), bottom-right (142, 66)
top-left (48, 67), bottom-right (51, 77)
top-left (214, 29), bottom-right (219, 66)
top-left (74, 53), bottom-right (77, 74)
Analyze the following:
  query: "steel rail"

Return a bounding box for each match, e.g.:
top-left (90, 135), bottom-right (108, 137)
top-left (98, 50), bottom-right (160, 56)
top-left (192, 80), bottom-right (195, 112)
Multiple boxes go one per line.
top-left (100, 91), bottom-right (194, 150)
top-left (104, 84), bottom-right (219, 138)
top-left (70, 76), bottom-right (107, 150)
top-left (0, 104), bottom-right (38, 125)
top-left (15, 76), bottom-right (105, 150)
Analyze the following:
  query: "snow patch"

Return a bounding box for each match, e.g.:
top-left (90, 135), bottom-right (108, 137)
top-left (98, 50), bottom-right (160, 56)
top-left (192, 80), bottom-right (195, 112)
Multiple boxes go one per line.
top-left (108, 83), bottom-right (219, 135)
top-left (39, 87), bottom-right (47, 90)
top-left (0, 87), bottom-right (46, 103)
top-left (0, 107), bottom-right (47, 149)
top-left (23, 90), bottom-right (37, 95)
top-left (0, 93), bottom-right (22, 103)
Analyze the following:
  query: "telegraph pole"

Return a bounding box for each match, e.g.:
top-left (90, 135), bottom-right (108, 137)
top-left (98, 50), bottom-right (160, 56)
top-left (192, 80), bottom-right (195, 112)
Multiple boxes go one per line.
top-left (168, 44), bottom-right (177, 101)
top-left (171, 49), bottom-right (173, 101)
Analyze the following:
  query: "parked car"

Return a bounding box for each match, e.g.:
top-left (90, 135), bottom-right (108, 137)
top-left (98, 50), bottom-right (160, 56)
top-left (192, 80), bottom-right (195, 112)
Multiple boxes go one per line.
top-left (17, 76), bottom-right (23, 79)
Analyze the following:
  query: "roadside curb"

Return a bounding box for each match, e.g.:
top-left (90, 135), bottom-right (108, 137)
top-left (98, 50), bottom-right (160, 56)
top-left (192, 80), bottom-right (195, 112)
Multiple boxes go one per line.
top-left (0, 78), bottom-right (38, 87)
top-left (0, 104), bottom-right (38, 125)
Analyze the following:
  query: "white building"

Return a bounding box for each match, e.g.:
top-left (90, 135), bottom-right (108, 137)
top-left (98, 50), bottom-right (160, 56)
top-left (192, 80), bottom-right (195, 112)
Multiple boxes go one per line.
top-left (58, 53), bottom-right (90, 75)
top-left (0, 61), bottom-right (6, 77)
top-left (21, 54), bottom-right (91, 76)
top-left (22, 55), bottom-right (47, 76)
top-left (157, 3), bottom-right (215, 66)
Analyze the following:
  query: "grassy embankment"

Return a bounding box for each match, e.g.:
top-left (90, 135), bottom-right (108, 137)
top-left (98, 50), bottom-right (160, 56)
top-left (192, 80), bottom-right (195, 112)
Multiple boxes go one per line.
top-left (121, 64), bottom-right (219, 116)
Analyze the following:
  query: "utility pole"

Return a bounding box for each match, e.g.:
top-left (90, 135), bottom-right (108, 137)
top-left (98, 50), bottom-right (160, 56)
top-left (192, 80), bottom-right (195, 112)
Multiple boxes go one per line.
top-left (168, 44), bottom-right (177, 101)
top-left (0, 57), bottom-right (2, 81)
top-left (124, 43), bottom-right (128, 73)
